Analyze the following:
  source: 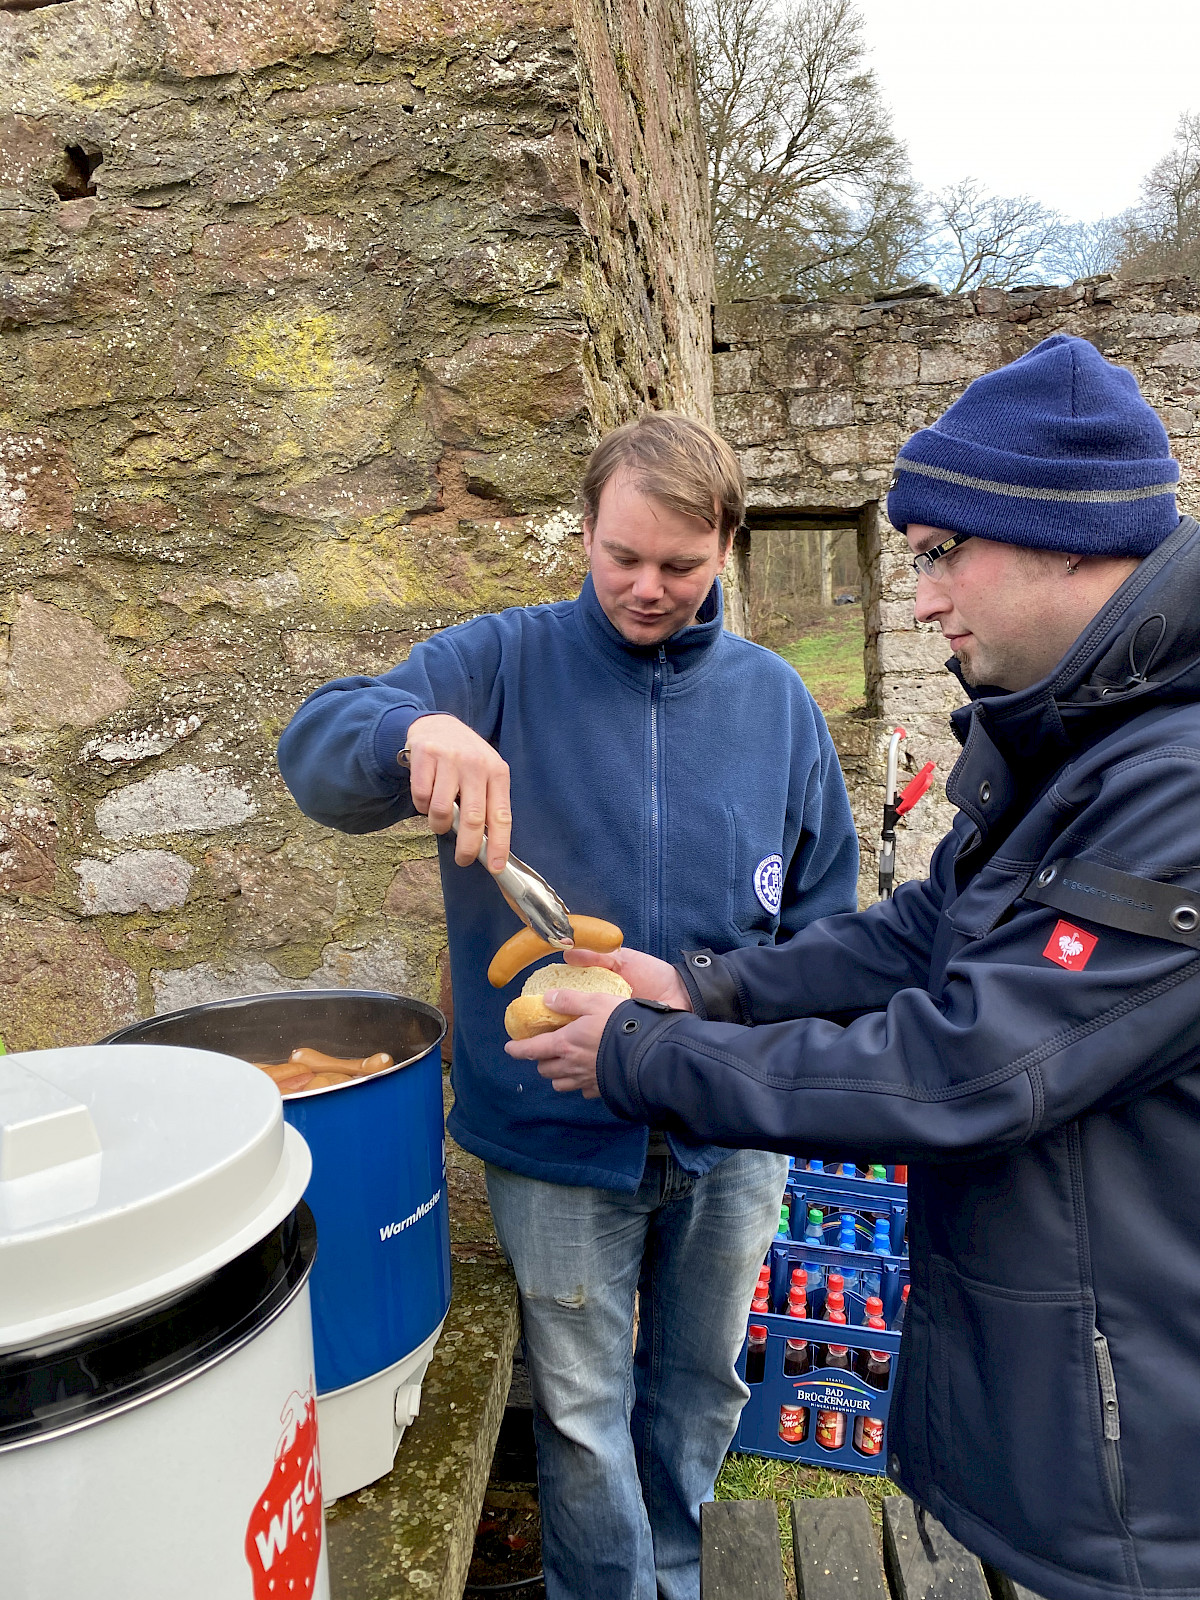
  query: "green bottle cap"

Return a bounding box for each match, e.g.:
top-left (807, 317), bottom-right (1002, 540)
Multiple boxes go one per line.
top-left (808, 1206), bottom-right (822, 1224)
top-left (871, 1164), bottom-right (886, 1181)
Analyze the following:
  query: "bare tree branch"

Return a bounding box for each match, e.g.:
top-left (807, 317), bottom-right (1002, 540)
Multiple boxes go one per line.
top-left (691, 0), bottom-right (924, 298)
top-left (1118, 112), bottom-right (1200, 279)
top-left (921, 179), bottom-right (1065, 293)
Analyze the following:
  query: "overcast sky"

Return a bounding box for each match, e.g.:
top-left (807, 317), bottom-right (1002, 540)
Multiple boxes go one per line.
top-left (853, 0), bottom-right (1200, 222)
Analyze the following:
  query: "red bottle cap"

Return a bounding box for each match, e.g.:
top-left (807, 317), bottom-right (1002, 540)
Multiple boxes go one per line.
top-left (751, 1293), bottom-right (769, 1312)
top-left (825, 1292), bottom-right (846, 1314)
top-left (826, 1272), bottom-right (845, 1295)
top-left (894, 1166), bottom-right (907, 1184)
top-left (790, 1268), bottom-right (808, 1289)
top-left (901, 1284), bottom-right (910, 1301)
top-left (827, 1343), bottom-right (849, 1356)
top-left (787, 1293), bottom-right (806, 1317)
top-left (864, 1296), bottom-right (884, 1318)
top-left (749, 1324), bottom-right (768, 1339)
top-left (826, 1310), bottom-right (847, 1325)
top-left (867, 1315), bottom-right (886, 1331)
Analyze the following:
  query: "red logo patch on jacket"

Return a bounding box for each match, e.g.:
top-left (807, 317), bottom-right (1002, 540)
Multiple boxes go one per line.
top-left (1043, 920), bottom-right (1097, 971)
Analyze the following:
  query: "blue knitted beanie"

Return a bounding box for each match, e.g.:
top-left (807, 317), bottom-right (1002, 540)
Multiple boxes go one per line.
top-left (886, 334), bottom-right (1179, 554)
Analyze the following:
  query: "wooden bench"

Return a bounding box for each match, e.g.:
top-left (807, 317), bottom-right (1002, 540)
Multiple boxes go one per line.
top-left (701, 1495), bottom-right (1046, 1600)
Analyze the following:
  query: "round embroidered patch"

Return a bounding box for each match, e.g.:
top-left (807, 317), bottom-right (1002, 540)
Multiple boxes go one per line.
top-left (753, 853), bottom-right (784, 914)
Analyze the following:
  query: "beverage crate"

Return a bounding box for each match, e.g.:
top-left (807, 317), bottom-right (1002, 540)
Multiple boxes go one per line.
top-left (732, 1302), bottom-right (902, 1473)
top-left (731, 1163), bottom-right (909, 1475)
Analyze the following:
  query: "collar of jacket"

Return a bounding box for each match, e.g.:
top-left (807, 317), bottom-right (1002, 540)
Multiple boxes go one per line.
top-left (946, 515), bottom-right (1200, 840)
top-left (573, 571), bottom-right (726, 685)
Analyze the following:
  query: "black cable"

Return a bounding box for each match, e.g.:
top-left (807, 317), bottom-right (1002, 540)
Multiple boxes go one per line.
top-left (463, 1572), bottom-right (545, 1593)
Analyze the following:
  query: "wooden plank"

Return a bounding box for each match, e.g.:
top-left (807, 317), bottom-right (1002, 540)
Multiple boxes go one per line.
top-left (984, 1565), bottom-right (1049, 1600)
top-left (882, 1497), bottom-right (991, 1600)
top-left (701, 1500), bottom-right (787, 1600)
top-left (791, 1497), bottom-right (888, 1600)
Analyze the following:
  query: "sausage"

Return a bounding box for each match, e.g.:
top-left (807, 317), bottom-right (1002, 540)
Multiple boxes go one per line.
top-left (304, 1070), bottom-right (353, 1090)
top-left (487, 915), bottom-right (623, 989)
top-left (288, 1047), bottom-right (394, 1077)
top-left (276, 1071), bottom-right (315, 1095)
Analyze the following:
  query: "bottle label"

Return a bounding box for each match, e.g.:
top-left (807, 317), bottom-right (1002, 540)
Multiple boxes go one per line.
top-left (815, 1409), bottom-right (846, 1450)
top-left (854, 1415), bottom-right (884, 1456)
top-left (778, 1404), bottom-right (808, 1443)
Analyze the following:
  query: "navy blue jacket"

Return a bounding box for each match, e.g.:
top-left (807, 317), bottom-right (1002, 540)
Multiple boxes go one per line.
top-left (598, 518), bottom-right (1200, 1600)
top-left (277, 576), bottom-right (858, 1189)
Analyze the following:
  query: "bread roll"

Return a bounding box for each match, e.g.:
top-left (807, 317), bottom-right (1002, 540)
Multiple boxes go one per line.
top-left (504, 962), bottom-right (632, 1041)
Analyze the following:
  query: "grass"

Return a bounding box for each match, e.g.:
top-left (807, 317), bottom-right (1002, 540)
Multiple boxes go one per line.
top-left (715, 1451), bottom-right (900, 1568)
top-left (774, 606), bottom-right (867, 716)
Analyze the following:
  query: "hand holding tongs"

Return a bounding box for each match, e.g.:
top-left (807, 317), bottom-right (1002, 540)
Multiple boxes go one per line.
top-left (399, 747), bottom-right (574, 948)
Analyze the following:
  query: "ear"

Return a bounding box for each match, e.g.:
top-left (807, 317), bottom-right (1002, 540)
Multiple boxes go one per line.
top-left (715, 535), bottom-right (731, 575)
top-left (581, 516), bottom-right (595, 557)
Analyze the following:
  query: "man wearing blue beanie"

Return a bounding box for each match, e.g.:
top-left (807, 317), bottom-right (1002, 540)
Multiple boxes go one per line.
top-left (511, 336), bottom-right (1200, 1600)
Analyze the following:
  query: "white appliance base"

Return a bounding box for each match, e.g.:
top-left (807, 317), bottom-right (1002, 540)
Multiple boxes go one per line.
top-left (318, 1318), bottom-right (447, 1501)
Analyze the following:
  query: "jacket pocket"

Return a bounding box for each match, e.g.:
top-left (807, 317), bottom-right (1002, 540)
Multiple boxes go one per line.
top-left (1093, 1328), bottom-right (1126, 1521)
top-left (927, 1257), bottom-right (1129, 1568)
top-left (725, 806), bottom-right (782, 939)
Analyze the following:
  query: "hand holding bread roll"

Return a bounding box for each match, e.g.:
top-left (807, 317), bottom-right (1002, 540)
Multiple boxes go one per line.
top-left (504, 962), bottom-right (632, 1040)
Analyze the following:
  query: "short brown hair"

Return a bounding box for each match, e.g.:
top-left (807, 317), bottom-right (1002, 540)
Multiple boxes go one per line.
top-left (581, 412), bottom-right (745, 548)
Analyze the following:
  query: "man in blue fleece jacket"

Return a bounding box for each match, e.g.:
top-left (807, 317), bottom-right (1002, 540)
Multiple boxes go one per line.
top-left (277, 413), bottom-right (859, 1600)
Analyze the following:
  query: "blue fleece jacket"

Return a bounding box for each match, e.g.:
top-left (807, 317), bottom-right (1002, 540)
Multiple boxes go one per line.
top-left (276, 575), bottom-right (858, 1189)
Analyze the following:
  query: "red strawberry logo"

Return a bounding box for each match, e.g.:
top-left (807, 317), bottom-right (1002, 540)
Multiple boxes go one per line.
top-left (245, 1386), bottom-right (323, 1598)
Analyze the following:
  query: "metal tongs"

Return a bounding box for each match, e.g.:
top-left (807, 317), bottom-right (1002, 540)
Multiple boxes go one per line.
top-left (399, 747), bottom-right (574, 947)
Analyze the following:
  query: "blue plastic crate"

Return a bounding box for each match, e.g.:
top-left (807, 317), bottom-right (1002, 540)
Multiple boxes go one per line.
top-left (732, 1303), bottom-right (902, 1473)
top-left (733, 1162), bottom-right (909, 1474)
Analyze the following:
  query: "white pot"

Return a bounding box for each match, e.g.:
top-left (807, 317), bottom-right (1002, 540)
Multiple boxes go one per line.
top-left (0, 1045), bottom-right (328, 1600)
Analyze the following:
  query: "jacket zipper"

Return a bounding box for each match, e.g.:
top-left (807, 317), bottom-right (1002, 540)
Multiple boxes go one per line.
top-left (650, 646), bottom-right (665, 958)
top-left (1093, 1329), bottom-right (1126, 1519)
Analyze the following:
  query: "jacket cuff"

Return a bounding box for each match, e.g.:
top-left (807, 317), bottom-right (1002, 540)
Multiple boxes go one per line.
top-left (596, 1000), bottom-right (684, 1123)
top-left (373, 707), bottom-right (422, 781)
top-left (677, 949), bottom-right (747, 1023)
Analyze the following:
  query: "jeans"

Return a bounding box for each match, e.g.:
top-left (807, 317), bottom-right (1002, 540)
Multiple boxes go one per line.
top-left (485, 1146), bottom-right (788, 1600)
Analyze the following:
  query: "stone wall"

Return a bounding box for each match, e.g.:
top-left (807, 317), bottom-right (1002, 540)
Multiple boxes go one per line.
top-left (0, 0), bottom-right (713, 1049)
top-left (715, 278), bottom-right (1200, 899)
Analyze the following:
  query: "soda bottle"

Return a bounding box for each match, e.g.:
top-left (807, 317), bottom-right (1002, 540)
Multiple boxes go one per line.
top-left (775, 1202), bottom-right (791, 1240)
top-left (815, 1342), bottom-right (850, 1450)
top-left (852, 1347), bottom-right (892, 1458)
top-left (783, 1333), bottom-right (811, 1377)
top-left (893, 1282), bottom-right (910, 1333)
top-left (861, 1217), bottom-right (891, 1299)
top-left (778, 1401), bottom-right (809, 1444)
top-left (818, 1308), bottom-right (846, 1363)
top-left (837, 1216), bottom-right (861, 1292)
top-left (803, 1206), bottom-right (825, 1288)
top-left (745, 1324), bottom-right (767, 1384)
top-left (853, 1315), bottom-right (887, 1374)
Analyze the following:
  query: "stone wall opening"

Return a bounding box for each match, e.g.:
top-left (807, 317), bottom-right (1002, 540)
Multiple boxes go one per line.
top-left (736, 503), bottom-right (878, 721)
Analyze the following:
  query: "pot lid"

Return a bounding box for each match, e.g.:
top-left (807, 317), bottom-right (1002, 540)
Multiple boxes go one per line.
top-left (0, 1045), bottom-right (311, 1353)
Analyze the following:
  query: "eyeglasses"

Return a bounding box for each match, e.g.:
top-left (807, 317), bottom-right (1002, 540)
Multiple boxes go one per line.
top-left (911, 532), bottom-right (973, 578)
